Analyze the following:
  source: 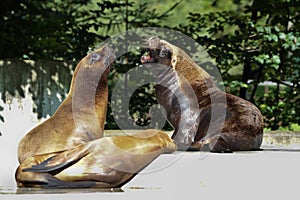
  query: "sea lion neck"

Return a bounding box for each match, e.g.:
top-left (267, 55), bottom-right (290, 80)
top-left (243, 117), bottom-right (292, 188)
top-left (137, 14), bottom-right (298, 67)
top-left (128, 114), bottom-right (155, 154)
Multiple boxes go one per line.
top-left (57, 46), bottom-right (114, 144)
top-left (159, 44), bottom-right (218, 103)
top-left (68, 47), bottom-right (114, 140)
top-left (170, 46), bottom-right (211, 81)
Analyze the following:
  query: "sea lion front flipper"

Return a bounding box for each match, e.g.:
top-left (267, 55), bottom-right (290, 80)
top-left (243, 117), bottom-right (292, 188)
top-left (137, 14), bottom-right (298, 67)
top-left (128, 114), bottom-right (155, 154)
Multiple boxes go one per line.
top-left (189, 133), bottom-right (233, 153)
top-left (192, 131), bottom-right (263, 152)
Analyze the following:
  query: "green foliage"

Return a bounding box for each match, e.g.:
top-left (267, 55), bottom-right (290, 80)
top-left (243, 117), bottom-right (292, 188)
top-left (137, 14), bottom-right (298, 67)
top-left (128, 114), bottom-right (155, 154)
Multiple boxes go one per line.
top-left (0, 0), bottom-right (100, 61)
top-left (0, 0), bottom-right (299, 131)
top-left (0, 0), bottom-right (179, 130)
top-left (89, 1), bottom-right (179, 129)
top-left (0, 60), bottom-right (74, 119)
top-left (179, 0), bottom-right (300, 130)
top-left (0, 0), bottom-right (95, 122)
top-left (88, 0), bottom-right (180, 35)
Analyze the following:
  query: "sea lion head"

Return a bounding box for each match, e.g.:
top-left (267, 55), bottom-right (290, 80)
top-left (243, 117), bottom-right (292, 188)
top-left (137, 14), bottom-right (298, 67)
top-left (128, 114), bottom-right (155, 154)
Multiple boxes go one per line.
top-left (86, 45), bottom-right (115, 69)
top-left (140, 36), bottom-right (209, 77)
top-left (70, 45), bottom-right (115, 90)
top-left (141, 36), bottom-right (173, 67)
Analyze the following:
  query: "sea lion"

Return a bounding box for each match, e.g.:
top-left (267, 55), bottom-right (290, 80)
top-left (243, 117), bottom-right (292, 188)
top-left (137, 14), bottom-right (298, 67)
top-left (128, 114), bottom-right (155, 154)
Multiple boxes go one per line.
top-left (15, 129), bottom-right (176, 188)
top-left (16, 45), bottom-right (176, 188)
top-left (16, 45), bottom-right (115, 187)
top-left (141, 36), bottom-right (264, 152)
top-left (17, 45), bottom-right (115, 163)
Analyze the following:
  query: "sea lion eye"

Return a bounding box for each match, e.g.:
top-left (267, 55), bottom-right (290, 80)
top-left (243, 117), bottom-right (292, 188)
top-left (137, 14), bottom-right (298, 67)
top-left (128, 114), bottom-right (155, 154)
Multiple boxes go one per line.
top-left (159, 46), bottom-right (170, 58)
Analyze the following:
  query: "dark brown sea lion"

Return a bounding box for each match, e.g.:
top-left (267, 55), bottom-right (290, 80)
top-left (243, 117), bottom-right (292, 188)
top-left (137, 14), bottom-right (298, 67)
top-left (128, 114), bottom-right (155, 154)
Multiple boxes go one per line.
top-left (17, 45), bottom-right (115, 163)
top-left (16, 129), bottom-right (176, 188)
top-left (141, 36), bottom-right (264, 152)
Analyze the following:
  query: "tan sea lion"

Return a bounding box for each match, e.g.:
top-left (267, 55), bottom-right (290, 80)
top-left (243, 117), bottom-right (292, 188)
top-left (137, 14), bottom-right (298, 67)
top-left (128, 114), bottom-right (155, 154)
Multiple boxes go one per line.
top-left (17, 45), bottom-right (115, 163)
top-left (16, 45), bottom-right (177, 188)
top-left (141, 36), bottom-right (264, 152)
top-left (16, 129), bottom-right (176, 188)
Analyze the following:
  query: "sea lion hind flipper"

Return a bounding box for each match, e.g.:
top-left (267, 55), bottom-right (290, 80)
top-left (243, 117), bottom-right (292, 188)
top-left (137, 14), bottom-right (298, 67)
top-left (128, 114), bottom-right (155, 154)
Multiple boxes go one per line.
top-left (20, 172), bottom-right (96, 188)
top-left (40, 175), bottom-right (96, 189)
top-left (24, 144), bottom-right (88, 173)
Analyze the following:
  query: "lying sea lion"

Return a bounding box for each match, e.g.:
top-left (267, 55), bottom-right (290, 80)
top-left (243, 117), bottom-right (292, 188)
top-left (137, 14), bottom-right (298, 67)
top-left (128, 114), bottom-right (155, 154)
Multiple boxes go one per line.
top-left (17, 45), bottom-right (115, 163)
top-left (16, 129), bottom-right (176, 188)
top-left (141, 36), bottom-right (264, 152)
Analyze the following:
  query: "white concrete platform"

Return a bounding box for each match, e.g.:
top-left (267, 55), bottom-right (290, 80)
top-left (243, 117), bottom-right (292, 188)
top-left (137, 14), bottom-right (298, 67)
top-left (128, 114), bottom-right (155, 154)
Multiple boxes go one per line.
top-left (1, 148), bottom-right (300, 200)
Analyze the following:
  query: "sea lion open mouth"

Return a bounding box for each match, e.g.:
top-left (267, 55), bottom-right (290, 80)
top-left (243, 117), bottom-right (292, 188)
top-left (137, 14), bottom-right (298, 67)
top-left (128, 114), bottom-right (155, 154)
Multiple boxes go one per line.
top-left (140, 50), bottom-right (154, 64)
top-left (140, 37), bottom-right (172, 66)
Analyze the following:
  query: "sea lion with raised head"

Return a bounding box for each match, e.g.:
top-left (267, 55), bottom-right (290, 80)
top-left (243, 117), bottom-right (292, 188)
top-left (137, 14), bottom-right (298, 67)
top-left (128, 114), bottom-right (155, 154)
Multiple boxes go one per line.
top-left (16, 129), bottom-right (176, 188)
top-left (141, 36), bottom-right (263, 152)
top-left (17, 45), bottom-right (115, 163)
top-left (16, 45), bottom-right (177, 188)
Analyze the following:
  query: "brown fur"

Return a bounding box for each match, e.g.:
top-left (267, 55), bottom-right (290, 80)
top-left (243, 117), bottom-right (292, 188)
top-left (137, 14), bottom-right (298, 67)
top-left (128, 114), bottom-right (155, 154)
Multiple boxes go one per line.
top-left (142, 37), bottom-right (263, 152)
top-left (17, 46), bottom-right (115, 163)
top-left (16, 130), bottom-right (176, 188)
top-left (16, 46), bottom-right (177, 188)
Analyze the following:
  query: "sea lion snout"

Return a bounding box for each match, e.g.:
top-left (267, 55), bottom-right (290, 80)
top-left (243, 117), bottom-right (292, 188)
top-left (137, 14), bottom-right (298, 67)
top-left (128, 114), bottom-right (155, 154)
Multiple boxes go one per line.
top-left (89, 45), bottom-right (115, 67)
top-left (141, 37), bottom-right (172, 66)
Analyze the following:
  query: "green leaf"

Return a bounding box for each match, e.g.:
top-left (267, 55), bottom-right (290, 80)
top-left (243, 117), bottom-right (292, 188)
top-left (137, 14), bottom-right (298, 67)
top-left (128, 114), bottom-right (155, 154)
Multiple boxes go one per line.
top-left (279, 33), bottom-right (286, 40)
top-left (256, 27), bottom-right (264, 32)
top-left (240, 83), bottom-right (249, 88)
top-left (264, 27), bottom-right (271, 33)
top-left (278, 102), bottom-right (285, 107)
top-left (273, 26), bottom-right (280, 32)
top-left (266, 34), bottom-right (278, 42)
top-left (272, 55), bottom-right (281, 65)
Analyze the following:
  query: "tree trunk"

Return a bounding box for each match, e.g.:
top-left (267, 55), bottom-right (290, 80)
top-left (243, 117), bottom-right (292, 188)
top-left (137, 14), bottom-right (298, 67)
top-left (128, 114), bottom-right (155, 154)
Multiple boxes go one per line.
top-left (239, 58), bottom-right (251, 99)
